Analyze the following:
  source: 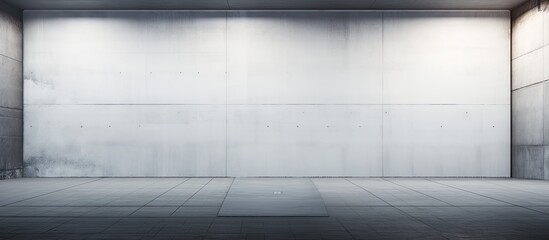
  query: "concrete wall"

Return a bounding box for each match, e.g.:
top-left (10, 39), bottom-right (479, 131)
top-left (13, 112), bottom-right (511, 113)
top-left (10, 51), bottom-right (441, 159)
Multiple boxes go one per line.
top-left (23, 11), bottom-right (511, 177)
top-left (511, 1), bottom-right (549, 180)
top-left (0, 2), bottom-right (22, 179)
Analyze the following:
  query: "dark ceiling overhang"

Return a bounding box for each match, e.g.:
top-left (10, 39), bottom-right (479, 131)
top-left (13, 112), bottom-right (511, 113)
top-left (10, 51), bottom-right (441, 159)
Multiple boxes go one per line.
top-left (0, 0), bottom-right (529, 11)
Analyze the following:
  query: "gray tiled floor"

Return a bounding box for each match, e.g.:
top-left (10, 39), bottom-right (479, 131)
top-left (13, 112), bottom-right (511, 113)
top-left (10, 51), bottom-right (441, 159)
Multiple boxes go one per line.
top-left (0, 178), bottom-right (549, 239)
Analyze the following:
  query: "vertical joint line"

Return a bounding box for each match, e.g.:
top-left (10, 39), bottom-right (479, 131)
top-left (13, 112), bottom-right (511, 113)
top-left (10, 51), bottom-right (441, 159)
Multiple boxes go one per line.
top-left (225, 12), bottom-right (228, 177)
top-left (381, 12), bottom-right (385, 177)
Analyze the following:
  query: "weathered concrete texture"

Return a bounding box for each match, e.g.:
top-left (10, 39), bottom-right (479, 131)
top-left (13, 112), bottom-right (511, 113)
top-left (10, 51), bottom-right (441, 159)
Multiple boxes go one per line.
top-left (512, 84), bottom-right (544, 146)
top-left (0, 2), bottom-right (22, 62)
top-left (0, 56), bottom-right (22, 109)
top-left (226, 105), bottom-right (383, 177)
top-left (0, 2), bottom-right (22, 180)
top-left (512, 0), bottom-right (549, 179)
top-left (512, 48), bottom-right (543, 90)
top-left (24, 11), bottom-right (227, 105)
top-left (512, 1), bottom-right (543, 59)
top-left (545, 82), bottom-right (549, 146)
top-left (24, 11), bottom-right (510, 177)
top-left (23, 105), bottom-right (227, 177)
top-left (0, 109), bottom-right (23, 175)
top-left (382, 11), bottom-right (510, 105)
top-left (546, 146), bottom-right (549, 180)
top-left (383, 105), bottom-right (509, 177)
top-left (227, 12), bottom-right (383, 105)
top-left (512, 146), bottom-right (545, 179)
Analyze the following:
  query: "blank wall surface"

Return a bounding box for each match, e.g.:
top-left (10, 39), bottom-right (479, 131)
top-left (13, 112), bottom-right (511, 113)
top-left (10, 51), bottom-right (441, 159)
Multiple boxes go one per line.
top-left (23, 11), bottom-right (510, 177)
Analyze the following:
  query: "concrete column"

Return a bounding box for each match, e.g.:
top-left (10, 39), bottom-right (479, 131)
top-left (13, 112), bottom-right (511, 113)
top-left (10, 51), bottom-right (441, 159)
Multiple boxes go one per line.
top-left (511, 0), bottom-right (549, 180)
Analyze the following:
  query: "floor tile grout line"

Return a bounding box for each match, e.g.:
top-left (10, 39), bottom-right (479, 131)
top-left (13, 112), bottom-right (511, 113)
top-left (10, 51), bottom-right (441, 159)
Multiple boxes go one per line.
top-left (382, 178), bottom-right (454, 206)
top-left (311, 179), bottom-right (356, 239)
top-left (102, 178), bottom-right (165, 209)
top-left (128, 178), bottom-right (191, 217)
top-left (40, 216), bottom-right (79, 235)
top-left (34, 180), bottom-right (107, 235)
top-left (81, 178), bottom-right (170, 236)
top-left (169, 178), bottom-right (215, 217)
top-left (2, 178), bottom-right (103, 207)
top-left (427, 179), bottom-right (549, 216)
top-left (309, 178), bottom-right (331, 217)
top-left (346, 178), bottom-right (451, 240)
top-left (215, 177), bottom-right (235, 217)
top-left (483, 179), bottom-right (549, 197)
top-left (345, 179), bottom-right (392, 206)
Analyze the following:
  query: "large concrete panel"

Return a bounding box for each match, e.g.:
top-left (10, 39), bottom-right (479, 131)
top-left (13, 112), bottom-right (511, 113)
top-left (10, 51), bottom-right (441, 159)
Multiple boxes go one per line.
top-left (0, 137), bottom-right (23, 171)
top-left (0, 107), bottom-right (22, 119)
top-left (512, 48), bottom-right (543, 90)
top-left (512, 146), bottom-right (544, 179)
top-left (512, 6), bottom-right (543, 59)
top-left (0, 107), bottom-right (23, 174)
top-left (227, 12), bottom-right (382, 104)
top-left (383, 12), bottom-right (510, 105)
top-left (24, 11), bottom-right (227, 105)
top-left (512, 84), bottom-right (544, 146)
top-left (227, 105), bottom-right (382, 176)
top-left (382, 105), bottom-right (510, 177)
top-left (0, 56), bottom-right (22, 109)
top-left (0, 116), bottom-right (22, 138)
top-left (0, 6), bottom-right (22, 61)
top-left (23, 105), bottom-right (227, 177)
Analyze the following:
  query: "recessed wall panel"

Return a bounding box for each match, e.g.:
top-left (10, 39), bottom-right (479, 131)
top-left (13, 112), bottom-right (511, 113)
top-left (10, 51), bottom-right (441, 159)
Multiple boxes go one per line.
top-left (227, 105), bottom-right (383, 176)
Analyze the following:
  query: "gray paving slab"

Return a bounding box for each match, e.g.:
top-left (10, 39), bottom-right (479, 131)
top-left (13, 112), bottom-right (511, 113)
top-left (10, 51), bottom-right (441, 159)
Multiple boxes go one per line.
top-left (218, 178), bottom-right (328, 217)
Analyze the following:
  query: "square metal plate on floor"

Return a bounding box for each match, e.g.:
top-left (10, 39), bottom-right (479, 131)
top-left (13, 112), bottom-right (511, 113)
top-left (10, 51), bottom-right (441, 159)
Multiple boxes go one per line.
top-left (218, 178), bottom-right (329, 217)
